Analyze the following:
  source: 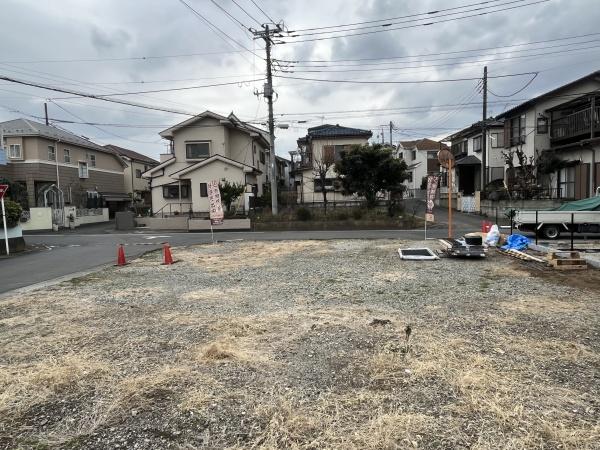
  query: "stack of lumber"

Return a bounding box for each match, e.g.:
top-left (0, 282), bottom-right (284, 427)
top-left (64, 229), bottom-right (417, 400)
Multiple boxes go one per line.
top-left (546, 251), bottom-right (588, 270)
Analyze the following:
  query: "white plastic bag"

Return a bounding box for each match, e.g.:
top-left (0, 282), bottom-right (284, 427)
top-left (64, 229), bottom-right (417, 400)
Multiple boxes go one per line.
top-left (485, 224), bottom-right (500, 246)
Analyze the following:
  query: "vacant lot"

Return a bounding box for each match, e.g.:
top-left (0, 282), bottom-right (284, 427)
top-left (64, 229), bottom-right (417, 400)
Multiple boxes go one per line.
top-left (1, 240), bottom-right (599, 449)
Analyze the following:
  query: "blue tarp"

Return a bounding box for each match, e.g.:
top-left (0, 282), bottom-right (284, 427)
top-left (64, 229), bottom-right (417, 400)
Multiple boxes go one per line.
top-left (501, 234), bottom-right (530, 251)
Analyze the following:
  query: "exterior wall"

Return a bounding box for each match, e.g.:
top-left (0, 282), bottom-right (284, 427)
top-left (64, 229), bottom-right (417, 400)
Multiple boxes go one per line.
top-left (124, 159), bottom-right (152, 195)
top-left (172, 117), bottom-right (226, 161)
top-left (183, 160), bottom-right (246, 212)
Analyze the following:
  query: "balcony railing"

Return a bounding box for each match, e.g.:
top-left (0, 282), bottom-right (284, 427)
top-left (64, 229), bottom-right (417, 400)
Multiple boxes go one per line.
top-left (551, 106), bottom-right (600, 141)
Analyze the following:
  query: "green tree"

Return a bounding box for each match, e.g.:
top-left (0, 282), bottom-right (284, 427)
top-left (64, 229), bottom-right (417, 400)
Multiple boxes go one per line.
top-left (336, 144), bottom-right (408, 208)
top-left (3, 199), bottom-right (22, 228)
top-left (218, 179), bottom-right (246, 212)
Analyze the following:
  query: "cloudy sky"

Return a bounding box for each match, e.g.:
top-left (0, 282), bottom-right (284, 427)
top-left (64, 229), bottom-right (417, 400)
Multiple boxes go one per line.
top-left (0, 0), bottom-right (598, 160)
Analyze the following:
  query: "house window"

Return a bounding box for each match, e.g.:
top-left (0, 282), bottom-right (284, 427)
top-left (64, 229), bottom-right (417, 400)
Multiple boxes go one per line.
top-left (510, 114), bottom-right (526, 146)
top-left (407, 172), bottom-right (413, 183)
top-left (411, 150), bottom-right (417, 160)
top-left (78, 161), bottom-right (89, 178)
top-left (48, 145), bottom-right (56, 161)
top-left (314, 178), bottom-right (339, 192)
top-left (64, 149), bottom-right (71, 163)
top-left (260, 151), bottom-right (266, 164)
top-left (491, 132), bottom-right (503, 148)
top-left (186, 142), bottom-right (210, 159)
top-left (334, 144), bottom-right (349, 162)
top-left (200, 182), bottom-right (208, 197)
top-left (162, 184), bottom-right (189, 199)
top-left (8, 144), bottom-right (21, 159)
top-left (88, 154), bottom-right (96, 167)
top-left (135, 169), bottom-right (142, 178)
top-left (427, 151), bottom-right (437, 159)
top-left (398, 151), bottom-right (403, 159)
top-left (537, 116), bottom-right (548, 134)
top-left (473, 136), bottom-right (482, 152)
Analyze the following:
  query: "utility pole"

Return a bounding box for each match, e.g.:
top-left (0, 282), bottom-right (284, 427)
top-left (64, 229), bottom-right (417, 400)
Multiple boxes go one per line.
top-left (253, 24), bottom-right (282, 215)
top-left (389, 121), bottom-right (393, 146)
top-left (481, 66), bottom-right (488, 192)
top-left (44, 102), bottom-right (49, 126)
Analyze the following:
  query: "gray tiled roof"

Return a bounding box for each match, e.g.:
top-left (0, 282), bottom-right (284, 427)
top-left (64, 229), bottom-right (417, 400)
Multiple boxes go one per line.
top-left (306, 124), bottom-right (373, 138)
top-left (104, 144), bottom-right (159, 165)
top-left (0, 118), bottom-right (110, 153)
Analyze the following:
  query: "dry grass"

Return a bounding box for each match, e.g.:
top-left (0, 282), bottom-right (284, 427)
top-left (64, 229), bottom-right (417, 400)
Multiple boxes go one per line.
top-left (1, 240), bottom-right (598, 449)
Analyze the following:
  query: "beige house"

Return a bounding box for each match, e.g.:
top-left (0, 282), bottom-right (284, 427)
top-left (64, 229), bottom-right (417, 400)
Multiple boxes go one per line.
top-left (290, 124), bottom-right (373, 204)
top-left (104, 144), bottom-right (158, 209)
top-left (142, 111), bottom-right (270, 216)
top-left (0, 118), bottom-right (128, 214)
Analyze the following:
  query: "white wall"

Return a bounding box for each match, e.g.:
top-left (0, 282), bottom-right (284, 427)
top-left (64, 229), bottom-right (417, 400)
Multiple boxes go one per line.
top-left (20, 207), bottom-right (53, 231)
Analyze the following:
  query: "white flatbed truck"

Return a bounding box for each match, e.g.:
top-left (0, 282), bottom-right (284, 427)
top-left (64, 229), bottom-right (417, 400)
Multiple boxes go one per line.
top-left (513, 210), bottom-right (600, 239)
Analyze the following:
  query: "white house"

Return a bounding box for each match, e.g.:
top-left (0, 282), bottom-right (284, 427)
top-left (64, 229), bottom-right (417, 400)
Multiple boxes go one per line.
top-left (495, 70), bottom-right (600, 200)
top-left (142, 111), bottom-right (270, 216)
top-left (397, 138), bottom-right (447, 191)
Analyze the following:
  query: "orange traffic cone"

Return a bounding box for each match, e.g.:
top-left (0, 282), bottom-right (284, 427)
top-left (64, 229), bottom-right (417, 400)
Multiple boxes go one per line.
top-left (116, 244), bottom-right (127, 266)
top-left (162, 243), bottom-right (174, 265)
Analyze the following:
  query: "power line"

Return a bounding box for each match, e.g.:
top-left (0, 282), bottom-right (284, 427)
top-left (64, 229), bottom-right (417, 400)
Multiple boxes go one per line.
top-left (176, 0), bottom-right (263, 61)
top-left (49, 100), bottom-right (162, 144)
top-left (488, 72), bottom-right (539, 97)
top-left (207, 0), bottom-right (250, 31)
top-left (281, 36), bottom-right (600, 67)
top-left (0, 49), bottom-right (246, 65)
top-left (279, 43), bottom-right (600, 74)
top-left (289, 0), bottom-right (507, 32)
top-left (288, 0), bottom-right (530, 37)
top-left (0, 75), bottom-right (196, 116)
top-left (230, 0), bottom-right (263, 27)
top-left (249, 0), bottom-right (276, 24)
top-left (273, 71), bottom-right (538, 85)
top-left (282, 1), bottom-right (549, 43)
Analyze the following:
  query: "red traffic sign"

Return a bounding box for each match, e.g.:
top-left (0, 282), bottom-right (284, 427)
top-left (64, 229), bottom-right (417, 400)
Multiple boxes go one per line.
top-left (0, 184), bottom-right (8, 200)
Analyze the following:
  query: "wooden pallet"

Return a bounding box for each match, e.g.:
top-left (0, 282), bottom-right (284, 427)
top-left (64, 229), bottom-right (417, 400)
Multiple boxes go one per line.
top-left (499, 248), bottom-right (546, 263)
top-left (547, 251), bottom-right (587, 270)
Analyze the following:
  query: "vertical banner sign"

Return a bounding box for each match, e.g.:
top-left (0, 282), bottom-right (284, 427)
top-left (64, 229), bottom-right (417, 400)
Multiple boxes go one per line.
top-left (425, 175), bottom-right (439, 222)
top-left (207, 180), bottom-right (224, 226)
top-left (0, 184), bottom-right (9, 255)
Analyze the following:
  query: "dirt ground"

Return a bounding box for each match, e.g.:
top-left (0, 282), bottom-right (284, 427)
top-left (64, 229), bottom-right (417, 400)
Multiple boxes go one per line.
top-left (1, 240), bottom-right (599, 449)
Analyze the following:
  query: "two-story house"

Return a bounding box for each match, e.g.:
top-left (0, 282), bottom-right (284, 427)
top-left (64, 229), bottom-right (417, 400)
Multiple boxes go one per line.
top-left (291, 124), bottom-right (372, 204)
top-left (495, 70), bottom-right (600, 200)
top-left (397, 138), bottom-right (448, 191)
top-left (0, 118), bottom-right (129, 214)
top-left (142, 111), bottom-right (270, 215)
top-left (444, 120), bottom-right (505, 195)
top-left (104, 144), bottom-right (159, 209)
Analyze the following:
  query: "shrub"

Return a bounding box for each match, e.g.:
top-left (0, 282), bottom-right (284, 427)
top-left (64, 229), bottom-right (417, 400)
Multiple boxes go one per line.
top-left (352, 209), bottom-right (364, 220)
top-left (336, 211), bottom-right (349, 221)
top-left (295, 207), bottom-right (312, 221)
top-left (3, 200), bottom-right (22, 228)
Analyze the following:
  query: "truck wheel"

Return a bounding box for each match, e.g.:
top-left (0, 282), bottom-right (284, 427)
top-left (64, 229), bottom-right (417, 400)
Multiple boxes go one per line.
top-left (541, 225), bottom-right (561, 239)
